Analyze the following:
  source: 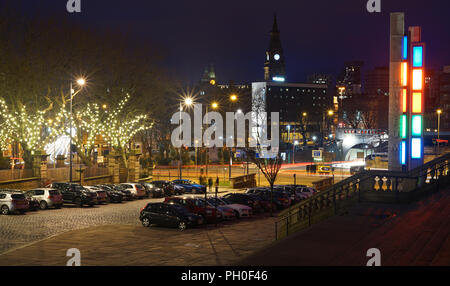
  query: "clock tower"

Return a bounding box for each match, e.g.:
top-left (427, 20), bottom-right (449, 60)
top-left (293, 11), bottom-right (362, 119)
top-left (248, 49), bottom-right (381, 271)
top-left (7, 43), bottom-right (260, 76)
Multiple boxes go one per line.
top-left (264, 13), bottom-right (286, 82)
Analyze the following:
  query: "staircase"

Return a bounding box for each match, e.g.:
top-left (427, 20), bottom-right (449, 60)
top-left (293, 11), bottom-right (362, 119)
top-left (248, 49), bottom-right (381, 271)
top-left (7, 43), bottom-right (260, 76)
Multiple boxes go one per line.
top-left (238, 187), bottom-right (450, 266)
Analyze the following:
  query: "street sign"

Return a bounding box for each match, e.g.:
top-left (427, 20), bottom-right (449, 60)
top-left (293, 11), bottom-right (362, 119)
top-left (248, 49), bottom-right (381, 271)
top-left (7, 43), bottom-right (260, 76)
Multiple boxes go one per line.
top-left (312, 150), bottom-right (322, 158)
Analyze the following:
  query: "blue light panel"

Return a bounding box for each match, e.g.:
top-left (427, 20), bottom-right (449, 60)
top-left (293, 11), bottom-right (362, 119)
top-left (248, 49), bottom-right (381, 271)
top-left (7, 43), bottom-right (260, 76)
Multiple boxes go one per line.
top-left (400, 141), bottom-right (406, 165)
top-left (413, 46), bottom-right (423, 67)
top-left (403, 36), bottom-right (408, 60)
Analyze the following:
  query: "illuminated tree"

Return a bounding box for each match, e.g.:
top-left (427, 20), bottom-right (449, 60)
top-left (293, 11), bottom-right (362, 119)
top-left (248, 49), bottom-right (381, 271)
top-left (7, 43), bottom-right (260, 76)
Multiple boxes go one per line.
top-left (0, 97), bottom-right (53, 167)
top-left (101, 94), bottom-right (152, 168)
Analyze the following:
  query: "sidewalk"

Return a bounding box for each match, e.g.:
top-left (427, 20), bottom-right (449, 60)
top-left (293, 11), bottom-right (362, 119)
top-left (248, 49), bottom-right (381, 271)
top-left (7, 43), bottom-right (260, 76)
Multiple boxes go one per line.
top-left (0, 215), bottom-right (277, 266)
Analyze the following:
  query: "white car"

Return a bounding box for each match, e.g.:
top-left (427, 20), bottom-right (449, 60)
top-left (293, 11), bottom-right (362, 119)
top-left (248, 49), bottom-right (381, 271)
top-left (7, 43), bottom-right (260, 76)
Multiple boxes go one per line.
top-left (0, 191), bottom-right (29, 215)
top-left (25, 188), bottom-right (64, 210)
top-left (119, 183), bottom-right (146, 199)
top-left (295, 186), bottom-right (317, 200)
top-left (208, 197), bottom-right (252, 218)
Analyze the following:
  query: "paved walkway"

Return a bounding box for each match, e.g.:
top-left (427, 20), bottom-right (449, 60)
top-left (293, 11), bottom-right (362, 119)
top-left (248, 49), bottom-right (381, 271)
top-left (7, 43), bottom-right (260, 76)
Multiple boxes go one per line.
top-left (0, 215), bottom-right (277, 266)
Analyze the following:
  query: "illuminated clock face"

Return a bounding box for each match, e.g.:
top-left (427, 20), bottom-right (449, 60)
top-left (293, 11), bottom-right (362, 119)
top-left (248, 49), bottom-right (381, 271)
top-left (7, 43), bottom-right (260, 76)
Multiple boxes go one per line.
top-left (274, 54), bottom-right (280, 61)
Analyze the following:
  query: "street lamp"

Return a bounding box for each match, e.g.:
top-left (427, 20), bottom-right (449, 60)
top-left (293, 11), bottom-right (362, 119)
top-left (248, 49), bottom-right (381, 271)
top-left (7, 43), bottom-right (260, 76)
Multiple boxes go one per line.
top-left (178, 97), bottom-right (194, 179)
top-left (69, 77), bottom-right (86, 183)
top-left (293, 140), bottom-right (299, 164)
top-left (437, 109), bottom-right (442, 154)
top-left (230, 94), bottom-right (238, 102)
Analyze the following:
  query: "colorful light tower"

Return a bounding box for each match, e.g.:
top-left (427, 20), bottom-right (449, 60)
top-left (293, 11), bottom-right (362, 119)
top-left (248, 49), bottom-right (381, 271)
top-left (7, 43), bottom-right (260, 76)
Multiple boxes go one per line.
top-left (400, 26), bottom-right (425, 170)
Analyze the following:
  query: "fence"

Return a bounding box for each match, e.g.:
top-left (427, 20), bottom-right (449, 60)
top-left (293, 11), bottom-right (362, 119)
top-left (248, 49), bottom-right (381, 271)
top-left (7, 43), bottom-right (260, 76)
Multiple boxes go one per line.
top-left (274, 153), bottom-right (450, 240)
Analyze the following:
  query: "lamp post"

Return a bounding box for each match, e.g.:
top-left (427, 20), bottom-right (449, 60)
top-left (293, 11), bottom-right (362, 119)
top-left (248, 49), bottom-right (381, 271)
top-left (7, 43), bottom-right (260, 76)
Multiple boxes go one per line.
top-left (69, 78), bottom-right (86, 183)
top-left (437, 109), bottom-right (442, 154)
top-left (179, 97), bottom-right (193, 179)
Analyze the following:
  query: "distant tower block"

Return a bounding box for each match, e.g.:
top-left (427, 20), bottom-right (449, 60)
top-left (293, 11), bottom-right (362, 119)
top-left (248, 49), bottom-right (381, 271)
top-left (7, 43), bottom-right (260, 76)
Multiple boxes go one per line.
top-left (388, 12), bottom-right (405, 171)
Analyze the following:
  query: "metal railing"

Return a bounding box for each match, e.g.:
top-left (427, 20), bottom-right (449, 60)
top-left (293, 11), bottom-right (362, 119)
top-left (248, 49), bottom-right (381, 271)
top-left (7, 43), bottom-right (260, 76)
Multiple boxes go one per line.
top-left (275, 153), bottom-right (450, 240)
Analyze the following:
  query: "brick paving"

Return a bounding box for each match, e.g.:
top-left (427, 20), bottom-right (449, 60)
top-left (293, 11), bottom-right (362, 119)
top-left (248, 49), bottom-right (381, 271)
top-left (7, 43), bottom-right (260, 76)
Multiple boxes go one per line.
top-left (0, 190), bottom-right (278, 266)
top-left (0, 214), bottom-right (277, 266)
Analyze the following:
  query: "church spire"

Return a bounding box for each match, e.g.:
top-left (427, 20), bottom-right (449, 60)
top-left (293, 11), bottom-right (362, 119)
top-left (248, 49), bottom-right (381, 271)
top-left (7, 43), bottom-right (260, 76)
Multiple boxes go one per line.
top-left (272, 13), bottom-right (279, 32)
top-left (264, 13), bottom-right (286, 82)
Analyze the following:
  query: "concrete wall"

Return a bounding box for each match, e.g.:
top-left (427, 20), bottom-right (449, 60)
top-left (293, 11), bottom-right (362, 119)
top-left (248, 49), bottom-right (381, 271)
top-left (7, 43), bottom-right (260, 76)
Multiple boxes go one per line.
top-left (0, 178), bottom-right (40, 190)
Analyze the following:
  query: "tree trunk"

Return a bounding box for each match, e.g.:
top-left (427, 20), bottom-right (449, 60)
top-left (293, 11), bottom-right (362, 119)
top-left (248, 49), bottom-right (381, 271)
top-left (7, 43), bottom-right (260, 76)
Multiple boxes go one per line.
top-left (270, 182), bottom-right (274, 217)
top-left (22, 148), bottom-right (33, 170)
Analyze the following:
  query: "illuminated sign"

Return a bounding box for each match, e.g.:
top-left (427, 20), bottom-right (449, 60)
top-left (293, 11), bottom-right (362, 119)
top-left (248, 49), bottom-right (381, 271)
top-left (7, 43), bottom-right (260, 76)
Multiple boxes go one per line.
top-left (272, 76), bottom-right (285, 82)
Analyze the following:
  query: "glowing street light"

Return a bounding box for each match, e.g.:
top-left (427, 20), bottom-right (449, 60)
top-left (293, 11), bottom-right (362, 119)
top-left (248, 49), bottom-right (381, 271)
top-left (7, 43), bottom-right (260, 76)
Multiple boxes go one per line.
top-left (69, 77), bottom-right (87, 183)
top-left (230, 94), bottom-right (238, 102)
top-left (437, 109), bottom-right (442, 154)
top-left (211, 102), bottom-right (219, 110)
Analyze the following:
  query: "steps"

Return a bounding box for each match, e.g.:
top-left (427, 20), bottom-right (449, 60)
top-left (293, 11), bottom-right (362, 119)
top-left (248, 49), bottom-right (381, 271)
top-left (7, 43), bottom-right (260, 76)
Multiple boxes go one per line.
top-left (333, 190), bottom-right (450, 265)
top-left (238, 187), bottom-right (450, 266)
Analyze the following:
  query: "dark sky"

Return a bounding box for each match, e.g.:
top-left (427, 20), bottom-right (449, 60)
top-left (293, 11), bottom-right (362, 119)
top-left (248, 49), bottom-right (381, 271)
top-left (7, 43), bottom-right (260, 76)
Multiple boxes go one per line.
top-left (12, 0), bottom-right (450, 84)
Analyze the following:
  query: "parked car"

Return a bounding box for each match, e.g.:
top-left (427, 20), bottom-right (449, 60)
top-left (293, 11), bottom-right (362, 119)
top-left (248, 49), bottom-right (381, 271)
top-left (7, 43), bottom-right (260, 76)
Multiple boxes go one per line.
top-left (246, 194), bottom-right (274, 213)
top-left (105, 184), bottom-right (133, 201)
top-left (151, 180), bottom-right (176, 197)
top-left (274, 185), bottom-right (302, 204)
top-left (23, 193), bottom-right (40, 211)
top-left (0, 191), bottom-right (29, 215)
top-left (172, 179), bottom-right (206, 194)
top-left (119, 183), bottom-right (147, 199)
top-left (93, 185), bottom-right (123, 203)
top-left (164, 196), bottom-right (222, 223)
top-left (197, 198), bottom-right (235, 220)
top-left (207, 197), bottom-right (252, 218)
top-left (84, 186), bottom-right (108, 204)
top-left (246, 189), bottom-right (291, 210)
top-left (48, 183), bottom-right (97, 207)
top-left (138, 182), bottom-right (164, 198)
top-left (293, 186), bottom-right (317, 200)
top-left (139, 202), bottom-right (205, 230)
top-left (222, 193), bottom-right (264, 213)
top-left (24, 188), bottom-right (63, 210)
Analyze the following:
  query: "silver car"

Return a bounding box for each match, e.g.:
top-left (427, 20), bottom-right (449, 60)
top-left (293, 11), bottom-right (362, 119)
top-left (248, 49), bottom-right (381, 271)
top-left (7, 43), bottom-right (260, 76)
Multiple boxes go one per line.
top-left (25, 188), bottom-right (64, 210)
top-left (0, 191), bottom-right (29, 215)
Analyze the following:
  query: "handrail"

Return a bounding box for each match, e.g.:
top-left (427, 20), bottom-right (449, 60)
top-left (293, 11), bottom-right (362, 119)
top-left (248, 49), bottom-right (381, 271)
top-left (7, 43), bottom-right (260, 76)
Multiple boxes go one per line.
top-left (274, 153), bottom-right (450, 240)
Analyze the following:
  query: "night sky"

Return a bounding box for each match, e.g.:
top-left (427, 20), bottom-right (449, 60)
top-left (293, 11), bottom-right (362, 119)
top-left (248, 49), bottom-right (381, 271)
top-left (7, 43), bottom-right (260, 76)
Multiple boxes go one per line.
top-left (11, 0), bottom-right (450, 84)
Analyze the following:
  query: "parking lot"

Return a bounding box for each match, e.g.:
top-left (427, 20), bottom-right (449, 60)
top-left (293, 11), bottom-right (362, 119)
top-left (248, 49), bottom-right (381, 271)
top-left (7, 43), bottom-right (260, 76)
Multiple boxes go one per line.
top-left (0, 194), bottom-right (278, 266)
